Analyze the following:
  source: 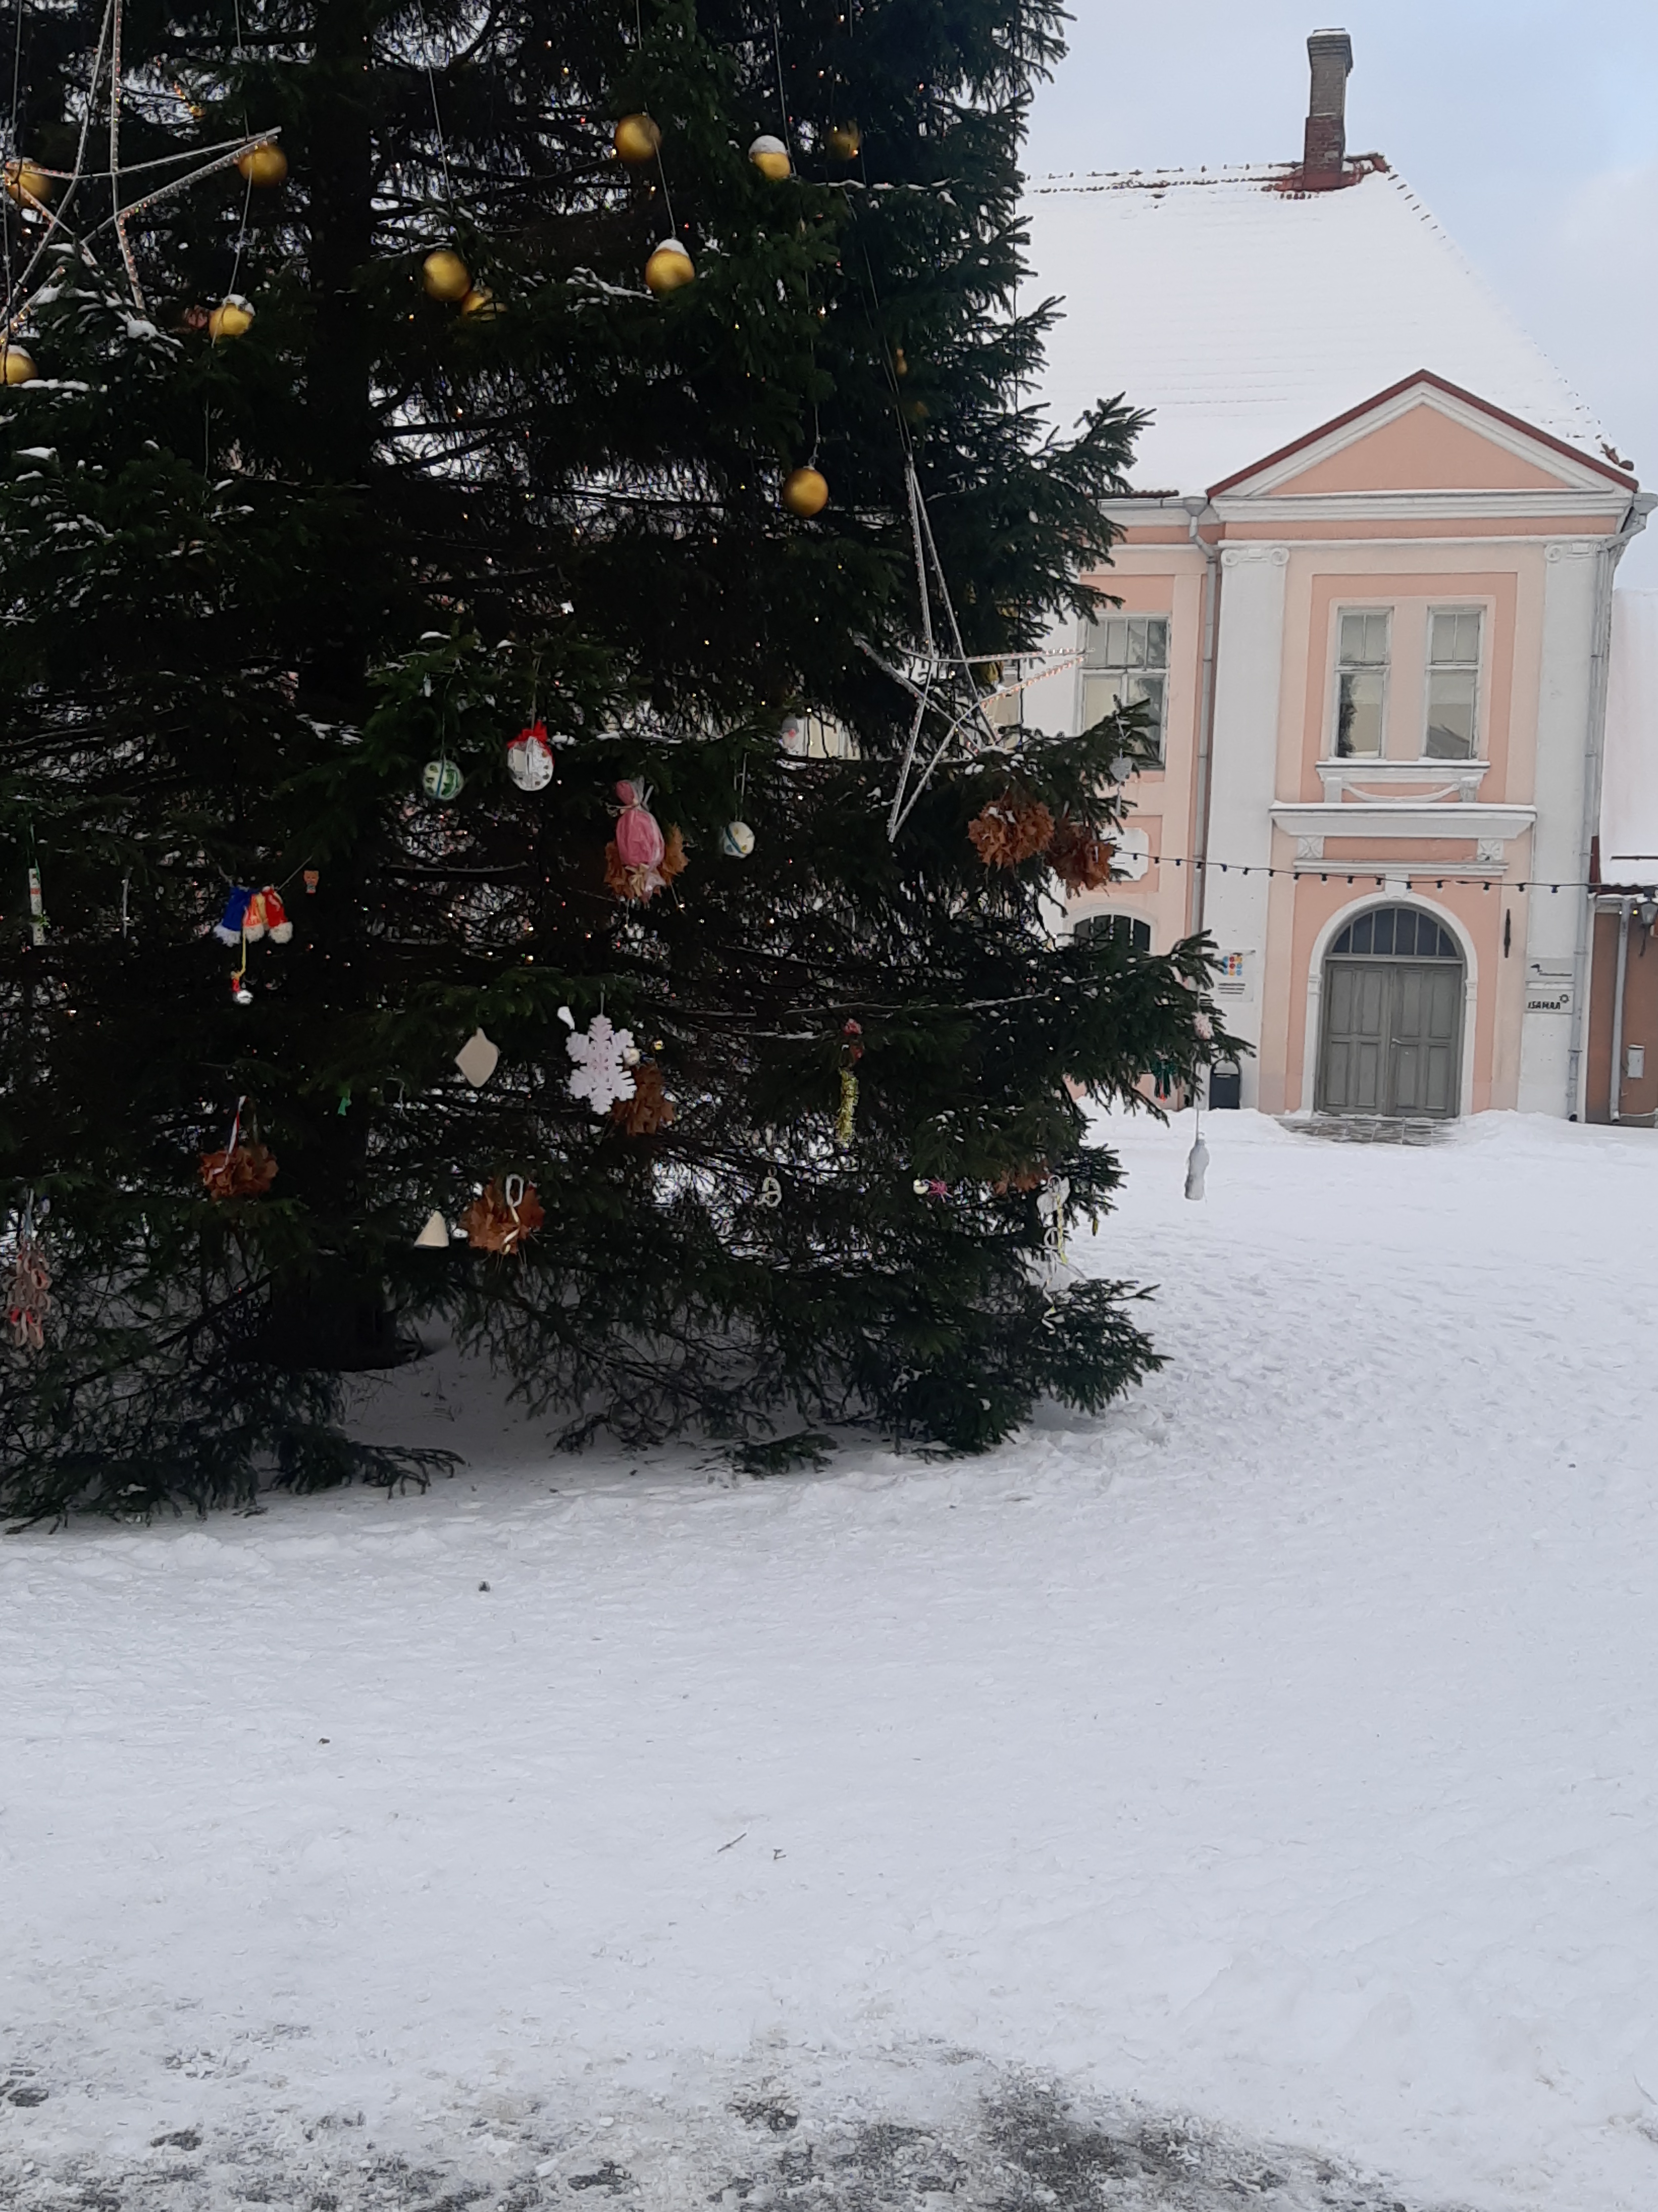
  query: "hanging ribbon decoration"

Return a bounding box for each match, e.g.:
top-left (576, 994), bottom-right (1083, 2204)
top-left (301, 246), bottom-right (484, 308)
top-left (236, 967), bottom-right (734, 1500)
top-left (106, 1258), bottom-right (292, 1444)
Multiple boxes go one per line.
top-left (1035, 1174), bottom-right (1072, 1333)
top-left (835, 1020), bottom-right (863, 1149)
top-left (6, 1193), bottom-right (51, 1351)
top-left (24, 819), bottom-right (45, 945)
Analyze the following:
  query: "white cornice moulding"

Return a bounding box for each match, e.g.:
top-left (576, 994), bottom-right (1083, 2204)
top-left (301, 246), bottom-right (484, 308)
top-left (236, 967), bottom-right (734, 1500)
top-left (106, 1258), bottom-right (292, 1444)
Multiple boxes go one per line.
top-left (1210, 491), bottom-right (1629, 525)
top-left (1270, 800), bottom-right (1536, 843)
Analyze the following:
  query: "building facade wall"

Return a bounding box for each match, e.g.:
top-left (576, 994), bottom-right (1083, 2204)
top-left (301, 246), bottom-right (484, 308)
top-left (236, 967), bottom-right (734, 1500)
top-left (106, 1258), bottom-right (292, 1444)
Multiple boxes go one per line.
top-left (1058, 392), bottom-right (1636, 1118)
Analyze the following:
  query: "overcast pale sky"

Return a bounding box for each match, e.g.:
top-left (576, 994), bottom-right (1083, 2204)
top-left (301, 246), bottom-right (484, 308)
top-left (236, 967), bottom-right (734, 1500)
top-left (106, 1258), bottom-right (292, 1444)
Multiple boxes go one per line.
top-left (1025, 2), bottom-right (1658, 583)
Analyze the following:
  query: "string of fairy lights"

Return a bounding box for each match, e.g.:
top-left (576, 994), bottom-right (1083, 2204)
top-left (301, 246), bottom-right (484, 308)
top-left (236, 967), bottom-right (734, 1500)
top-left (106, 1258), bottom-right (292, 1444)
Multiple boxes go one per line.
top-left (1093, 853), bottom-right (1654, 896)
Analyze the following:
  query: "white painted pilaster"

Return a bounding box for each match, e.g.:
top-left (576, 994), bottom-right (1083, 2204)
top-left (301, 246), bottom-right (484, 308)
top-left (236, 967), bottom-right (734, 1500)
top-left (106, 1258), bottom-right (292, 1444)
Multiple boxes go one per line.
top-left (1201, 544), bottom-right (1289, 1103)
top-left (1519, 540), bottom-right (1602, 1115)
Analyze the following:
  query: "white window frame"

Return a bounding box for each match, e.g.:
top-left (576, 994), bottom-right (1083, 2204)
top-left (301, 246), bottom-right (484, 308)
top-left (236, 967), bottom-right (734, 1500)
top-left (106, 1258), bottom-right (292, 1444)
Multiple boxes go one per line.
top-left (1420, 605), bottom-right (1485, 763)
top-left (1329, 606), bottom-right (1392, 760)
top-left (1078, 613), bottom-right (1170, 764)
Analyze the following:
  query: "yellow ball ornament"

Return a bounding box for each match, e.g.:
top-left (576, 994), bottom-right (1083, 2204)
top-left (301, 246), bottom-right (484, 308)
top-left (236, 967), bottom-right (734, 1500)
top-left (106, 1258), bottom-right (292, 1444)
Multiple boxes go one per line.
top-left (235, 141), bottom-right (287, 187)
top-left (1, 345), bottom-right (38, 384)
top-left (4, 160), bottom-right (51, 205)
top-left (644, 238), bottom-right (695, 294)
top-left (748, 134), bottom-right (791, 181)
top-left (422, 249), bottom-right (471, 302)
top-left (460, 285), bottom-right (498, 318)
top-left (782, 466), bottom-right (828, 518)
top-left (208, 298), bottom-right (254, 342)
top-left (613, 113), bottom-right (662, 167)
top-left (826, 122), bottom-right (861, 161)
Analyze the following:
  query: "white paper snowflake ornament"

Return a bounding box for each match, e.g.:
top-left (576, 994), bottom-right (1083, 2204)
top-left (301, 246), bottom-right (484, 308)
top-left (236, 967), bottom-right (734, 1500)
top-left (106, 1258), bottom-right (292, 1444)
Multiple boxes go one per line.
top-left (566, 1014), bottom-right (637, 1115)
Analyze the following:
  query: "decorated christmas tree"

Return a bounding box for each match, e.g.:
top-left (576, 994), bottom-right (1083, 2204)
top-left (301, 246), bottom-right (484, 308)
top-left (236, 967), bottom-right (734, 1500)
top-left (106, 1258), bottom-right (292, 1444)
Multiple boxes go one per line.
top-left (0, 0), bottom-right (1225, 1516)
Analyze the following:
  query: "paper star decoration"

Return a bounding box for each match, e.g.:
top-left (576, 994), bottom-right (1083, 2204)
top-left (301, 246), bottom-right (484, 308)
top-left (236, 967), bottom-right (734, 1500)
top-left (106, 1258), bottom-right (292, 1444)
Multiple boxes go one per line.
top-left (565, 1014), bottom-right (637, 1116)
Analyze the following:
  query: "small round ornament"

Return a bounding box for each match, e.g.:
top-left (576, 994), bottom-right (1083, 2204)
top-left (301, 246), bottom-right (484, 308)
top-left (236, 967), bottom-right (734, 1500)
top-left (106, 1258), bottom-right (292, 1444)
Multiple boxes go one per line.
top-left (208, 297), bottom-right (254, 341)
top-left (826, 121), bottom-right (861, 161)
top-left (4, 159), bottom-right (51, 205)
top-left (720, 820), bottom-right (755, 858)
top-left (236, 141), bottom-right (287, 187)
top-left (748, 134), bottom-right (791, 181)
top-left (1, 345), bottom-right (37, 385)
top-left (781, 465), bottom-right (828, 517)
top-left (614, 112), bottom-right (662, 166)
top-left (422, 248), bottom-right (471, 301)
top-left (644, 237), bottom-right (695, 294)
top-left (505, 719), bottom-right (555, 792)
top-left (459, 285), bottom-right (498, 317)
top-left (422, 758), bottom-right (464, 801)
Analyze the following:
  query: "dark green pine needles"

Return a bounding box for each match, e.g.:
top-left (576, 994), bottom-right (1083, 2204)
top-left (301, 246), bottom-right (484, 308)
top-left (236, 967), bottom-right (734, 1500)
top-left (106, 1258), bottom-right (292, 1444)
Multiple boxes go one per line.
top-left (0, 0), bottom-right (1228, 1517)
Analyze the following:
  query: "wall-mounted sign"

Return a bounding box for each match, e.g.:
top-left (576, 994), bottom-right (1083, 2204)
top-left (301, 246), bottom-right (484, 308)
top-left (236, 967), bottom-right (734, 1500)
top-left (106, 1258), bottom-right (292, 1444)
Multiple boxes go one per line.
top-left (1214, 950), bottom-right (1249, 998)
top-left (1526, 960), bottom-right (1573, 1017)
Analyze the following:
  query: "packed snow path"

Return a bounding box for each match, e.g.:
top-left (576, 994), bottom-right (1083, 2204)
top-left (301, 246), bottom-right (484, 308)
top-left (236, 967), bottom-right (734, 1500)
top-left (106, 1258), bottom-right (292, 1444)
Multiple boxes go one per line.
top-left (5, 1111), bottom-right (1658, 2212)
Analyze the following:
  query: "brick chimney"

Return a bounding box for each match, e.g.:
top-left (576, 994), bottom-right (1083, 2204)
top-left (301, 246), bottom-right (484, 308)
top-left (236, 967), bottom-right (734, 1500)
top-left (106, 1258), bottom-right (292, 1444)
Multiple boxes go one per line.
top-left (1301, 28), bottom-right (1354, 185)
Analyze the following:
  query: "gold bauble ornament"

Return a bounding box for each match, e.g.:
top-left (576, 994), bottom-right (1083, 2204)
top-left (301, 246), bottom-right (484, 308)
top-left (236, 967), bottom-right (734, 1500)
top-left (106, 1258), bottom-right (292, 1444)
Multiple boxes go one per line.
top-left (893, 346), bottom-right (909, 377)
top-left (826, 122), bottom-right (861, 161)
top-left (235, 141), bottom-right (288, 187)
top-left (422, 248), bottom-right (471, 301)
top-left (1, 345), bottom-right (37, 384)
top-left (748, 134), bottom-right (791, 181)
top-left (644, 237), bottom-right (695, 294)
top-left (781, 465), bottom-right (828, 518)
top-left (613, 113), bottom-right (662, 166)
top-left (459, 285), bottom-right (498, 317)
top-left (4, 160), bottom-right (51, 205)
top-left (208, 298), bottom-right (254, 341)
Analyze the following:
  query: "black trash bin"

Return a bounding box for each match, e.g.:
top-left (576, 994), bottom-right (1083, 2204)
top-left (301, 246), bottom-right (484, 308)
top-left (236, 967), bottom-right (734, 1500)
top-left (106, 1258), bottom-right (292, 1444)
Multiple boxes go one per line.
top-left (1208, 1062), bottom-right (1241, 1110)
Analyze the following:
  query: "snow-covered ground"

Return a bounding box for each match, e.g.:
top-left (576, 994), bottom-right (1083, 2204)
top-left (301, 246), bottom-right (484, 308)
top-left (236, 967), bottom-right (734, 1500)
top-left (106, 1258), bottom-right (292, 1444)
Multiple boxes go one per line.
top-left (6, 1110), bottom-right (1658, 2212)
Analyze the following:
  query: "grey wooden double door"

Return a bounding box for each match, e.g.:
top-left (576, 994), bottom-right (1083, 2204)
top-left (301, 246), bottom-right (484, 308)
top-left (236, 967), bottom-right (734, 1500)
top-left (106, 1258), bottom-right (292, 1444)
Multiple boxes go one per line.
top-left (1317, 907), bottom-right (1464, 1119)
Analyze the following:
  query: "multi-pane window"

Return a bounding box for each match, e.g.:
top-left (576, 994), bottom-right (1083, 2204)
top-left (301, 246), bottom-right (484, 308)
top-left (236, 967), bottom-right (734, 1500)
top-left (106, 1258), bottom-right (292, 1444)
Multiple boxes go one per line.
top-left (1074, 913), bottom-right (1151, 952)
top-left (1424, 608), bottom-right (1482, 759)
top-left (782, 712), bottom-right (858, 759)
top-left (1333, 610), bottom-right (1390, 757)
top-left (1082, 615), bottom-right (1168, 759)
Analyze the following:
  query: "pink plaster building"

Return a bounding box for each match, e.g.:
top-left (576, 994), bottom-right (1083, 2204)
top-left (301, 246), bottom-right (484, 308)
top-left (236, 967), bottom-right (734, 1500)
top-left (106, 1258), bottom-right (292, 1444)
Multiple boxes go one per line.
top-left (1020, 29), bottom-right (1652, 1120)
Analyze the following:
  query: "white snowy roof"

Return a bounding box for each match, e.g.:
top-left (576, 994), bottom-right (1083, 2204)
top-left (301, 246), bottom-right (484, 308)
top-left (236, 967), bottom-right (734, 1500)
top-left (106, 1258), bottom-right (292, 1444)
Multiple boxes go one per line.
top-left (1600, 590), bottom-right (1658, 881)
top-left (1020, 160), bottom-right (1608, 494)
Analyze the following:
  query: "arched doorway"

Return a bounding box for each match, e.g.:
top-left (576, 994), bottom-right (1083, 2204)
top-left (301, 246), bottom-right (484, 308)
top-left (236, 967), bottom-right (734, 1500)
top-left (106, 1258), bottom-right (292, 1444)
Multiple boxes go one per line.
top-left (1317, 906), bottom-right (1465, 1119)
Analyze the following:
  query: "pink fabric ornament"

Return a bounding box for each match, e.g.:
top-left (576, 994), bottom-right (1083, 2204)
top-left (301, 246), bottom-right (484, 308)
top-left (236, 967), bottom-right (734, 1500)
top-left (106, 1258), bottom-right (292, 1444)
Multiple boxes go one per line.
top-left (614, 781), bottom-right (665, 872)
